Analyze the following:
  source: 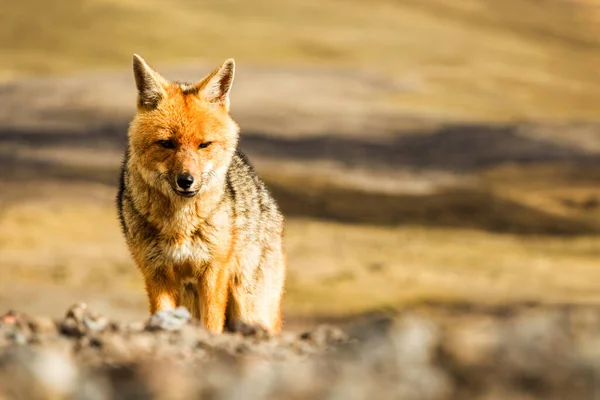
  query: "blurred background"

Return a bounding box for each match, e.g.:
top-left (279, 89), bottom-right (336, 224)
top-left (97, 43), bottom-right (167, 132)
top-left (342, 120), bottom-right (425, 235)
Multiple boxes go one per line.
top-left (1, 0), bottom-right (600, 329)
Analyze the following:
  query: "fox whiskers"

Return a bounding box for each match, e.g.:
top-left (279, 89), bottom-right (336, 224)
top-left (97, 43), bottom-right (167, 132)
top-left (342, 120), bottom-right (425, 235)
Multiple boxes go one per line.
top-left (200, 169), bottom-right (221, 192)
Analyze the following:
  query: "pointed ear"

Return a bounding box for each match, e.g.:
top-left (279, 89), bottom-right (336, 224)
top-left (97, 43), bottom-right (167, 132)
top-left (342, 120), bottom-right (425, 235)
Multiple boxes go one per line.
top-left (195, 59), bottom-right (235, 109)
top-left (132, 54), bottom-right (169, 109)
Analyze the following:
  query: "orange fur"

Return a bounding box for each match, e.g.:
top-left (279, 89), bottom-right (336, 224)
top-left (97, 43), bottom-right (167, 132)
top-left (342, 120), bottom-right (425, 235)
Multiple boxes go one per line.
top-left (118, 55), bottom-right (286, 333)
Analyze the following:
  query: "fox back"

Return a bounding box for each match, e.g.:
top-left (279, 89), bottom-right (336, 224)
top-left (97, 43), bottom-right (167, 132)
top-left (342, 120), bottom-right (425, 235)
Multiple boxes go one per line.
top-left (117, 55), bottom-right (286, 333)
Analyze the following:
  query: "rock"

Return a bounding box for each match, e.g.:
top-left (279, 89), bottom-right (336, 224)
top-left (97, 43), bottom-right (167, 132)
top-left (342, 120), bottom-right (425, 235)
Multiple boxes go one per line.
top-left (0, 311), bottom-right (33, 345)
top-left (299, 325), bottom-right (348, 348)
top-left (1, 311), bottom-right (19, 325)
top-left (59, 304), bottom-right (109, 337)
top-left (146, 307), bottom-right (192, 331)
top-left (65, 303), bottom-right (88, 322)
top-left (60, 303), bottom-right (90, 338)
top-left (83, 314), bottom-right (108, 332)
top-left (60, 316), bottom-right (85, 338)
top-left (229, 319), bottom-right (270, 340)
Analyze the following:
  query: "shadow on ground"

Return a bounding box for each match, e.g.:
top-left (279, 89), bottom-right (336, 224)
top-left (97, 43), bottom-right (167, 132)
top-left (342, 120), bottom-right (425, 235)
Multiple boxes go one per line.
top-left (2, 122), bottom-right (599, 170)
top-left (2, 122), bottom-right (600, 235)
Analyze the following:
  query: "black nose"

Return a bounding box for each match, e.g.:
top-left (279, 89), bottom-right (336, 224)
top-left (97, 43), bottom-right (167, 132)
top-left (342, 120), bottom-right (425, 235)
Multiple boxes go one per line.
top-left (176, 173), bottom-right (194, 190)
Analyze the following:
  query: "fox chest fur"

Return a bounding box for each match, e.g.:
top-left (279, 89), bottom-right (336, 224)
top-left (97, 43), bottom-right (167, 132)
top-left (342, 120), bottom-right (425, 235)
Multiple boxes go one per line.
top-left (119, 159), bottom-right (234, 279)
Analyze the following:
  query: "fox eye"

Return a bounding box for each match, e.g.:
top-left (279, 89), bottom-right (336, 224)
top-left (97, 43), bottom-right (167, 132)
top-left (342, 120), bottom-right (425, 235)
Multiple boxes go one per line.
top-left (198, 141), bottom-right (212, 149)
top-left (157, 140), bottom-right (175, 149)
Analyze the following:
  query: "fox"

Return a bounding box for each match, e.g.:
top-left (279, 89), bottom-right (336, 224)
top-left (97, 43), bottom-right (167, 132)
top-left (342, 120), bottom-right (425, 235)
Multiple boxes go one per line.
top-left (117, 54), bottom-right (286, 333)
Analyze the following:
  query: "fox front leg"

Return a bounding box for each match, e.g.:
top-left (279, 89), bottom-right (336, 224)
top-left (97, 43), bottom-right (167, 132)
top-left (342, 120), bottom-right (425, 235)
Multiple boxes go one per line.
top-left (144, 272), bottom-right (179, 314)
top-left (197, 264), bottom-right (231, 333)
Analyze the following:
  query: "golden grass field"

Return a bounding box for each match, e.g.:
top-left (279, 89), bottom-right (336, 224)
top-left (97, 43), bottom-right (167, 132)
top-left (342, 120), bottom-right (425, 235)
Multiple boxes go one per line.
top-left (1, 0), bottom-right (600, 329)
top-left (2, 0), bottom-right (600, 120)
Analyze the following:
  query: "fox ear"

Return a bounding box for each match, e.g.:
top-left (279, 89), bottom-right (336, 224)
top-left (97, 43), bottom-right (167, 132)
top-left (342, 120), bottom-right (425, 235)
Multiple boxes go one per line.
top-left (195, 59), bottom-right (235, 109)
top-left (132, 54), bottom-right (168, 109)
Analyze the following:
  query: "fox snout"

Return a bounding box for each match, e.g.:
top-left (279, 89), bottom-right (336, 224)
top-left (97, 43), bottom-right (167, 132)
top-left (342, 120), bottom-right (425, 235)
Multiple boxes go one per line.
top-left (172, 170), bottom-right (199, 197)
top-left (168, 150), bottom-right (202, 197)
top-left (176, 173), bottom-right (195, 190)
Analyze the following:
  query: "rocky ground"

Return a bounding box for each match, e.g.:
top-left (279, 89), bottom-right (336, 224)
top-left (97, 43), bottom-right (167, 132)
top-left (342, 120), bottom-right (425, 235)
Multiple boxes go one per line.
top-left (1, 302), bottom-right (599, 399)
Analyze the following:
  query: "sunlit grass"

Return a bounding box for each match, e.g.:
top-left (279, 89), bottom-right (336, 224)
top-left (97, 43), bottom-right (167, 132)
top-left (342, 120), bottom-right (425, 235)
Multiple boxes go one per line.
top-left (1, 0), bottom-right (599, 120)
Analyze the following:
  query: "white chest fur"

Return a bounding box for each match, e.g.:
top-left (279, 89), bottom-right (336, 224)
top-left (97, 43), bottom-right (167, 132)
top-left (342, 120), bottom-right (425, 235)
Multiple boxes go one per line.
top-left (160, 235), bottom-right (210, 265)
top-left (150, 203), bottom-right (213, 266)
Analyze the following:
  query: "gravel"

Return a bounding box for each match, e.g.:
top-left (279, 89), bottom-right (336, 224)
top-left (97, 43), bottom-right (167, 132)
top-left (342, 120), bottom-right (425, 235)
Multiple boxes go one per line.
top-left (0, 303), bottom-right (599, 399)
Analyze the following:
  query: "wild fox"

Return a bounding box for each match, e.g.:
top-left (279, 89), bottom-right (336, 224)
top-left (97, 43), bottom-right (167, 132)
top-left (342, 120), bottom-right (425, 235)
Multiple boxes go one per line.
top-left (117, 55), bottom-right (286, 333)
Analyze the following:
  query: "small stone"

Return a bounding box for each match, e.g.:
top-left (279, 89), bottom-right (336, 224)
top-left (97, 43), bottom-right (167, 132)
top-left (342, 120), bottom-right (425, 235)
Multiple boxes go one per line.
top-left (65, 303), bottom-right (88, 322)
top-left (229, 320), bottom-right (270, 340)
top-left (146, 307), bottom-right (192, 331)
top-left (301, 325), bottom-right (348, 348)
top-left (2, 311), bottom-right (25, 327)
top-left (88, 336), bottom-right (103, 348)
top-left (1, 311), bottom-right (18, 325)
top-left (60, 318), bottom-right (85, 338)
top-left (10, 331), bottom-right (28, 345)
top-left (173, 307), bottom-right (191, 319)
top-left (60, 305), bottom-right (109, 337)
top-left (107, 322), bottom-right (123, 333)
top-left (83, 315), bottom-right (108, 332)
top-left (1, 312), bottom-right (33, 341)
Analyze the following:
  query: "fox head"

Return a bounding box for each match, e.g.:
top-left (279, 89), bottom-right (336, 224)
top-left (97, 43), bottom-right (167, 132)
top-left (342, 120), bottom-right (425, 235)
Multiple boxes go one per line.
top-left (127, 54), bottom-right (239, 199)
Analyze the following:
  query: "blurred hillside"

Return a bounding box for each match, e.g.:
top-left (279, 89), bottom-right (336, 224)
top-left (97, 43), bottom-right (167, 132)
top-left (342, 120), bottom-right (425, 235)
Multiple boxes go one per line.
top-left (1, 0), bottom-right (600, 120)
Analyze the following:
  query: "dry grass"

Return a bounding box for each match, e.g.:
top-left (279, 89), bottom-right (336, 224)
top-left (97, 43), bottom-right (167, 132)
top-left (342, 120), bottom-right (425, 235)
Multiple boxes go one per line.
top-left (285, 220), bottom-right (600, 317)
top-left (1, 0), bottom-right (600, 120)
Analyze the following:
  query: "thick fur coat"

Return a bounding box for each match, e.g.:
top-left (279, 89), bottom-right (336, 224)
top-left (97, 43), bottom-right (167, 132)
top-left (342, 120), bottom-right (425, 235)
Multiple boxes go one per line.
top-left (117, 55), bottom-right (285, 333)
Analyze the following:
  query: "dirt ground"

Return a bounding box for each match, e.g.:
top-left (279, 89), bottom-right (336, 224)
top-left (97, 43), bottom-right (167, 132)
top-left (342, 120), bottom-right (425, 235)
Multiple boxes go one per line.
top-left (3, 302), bottom-right (600, 399)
